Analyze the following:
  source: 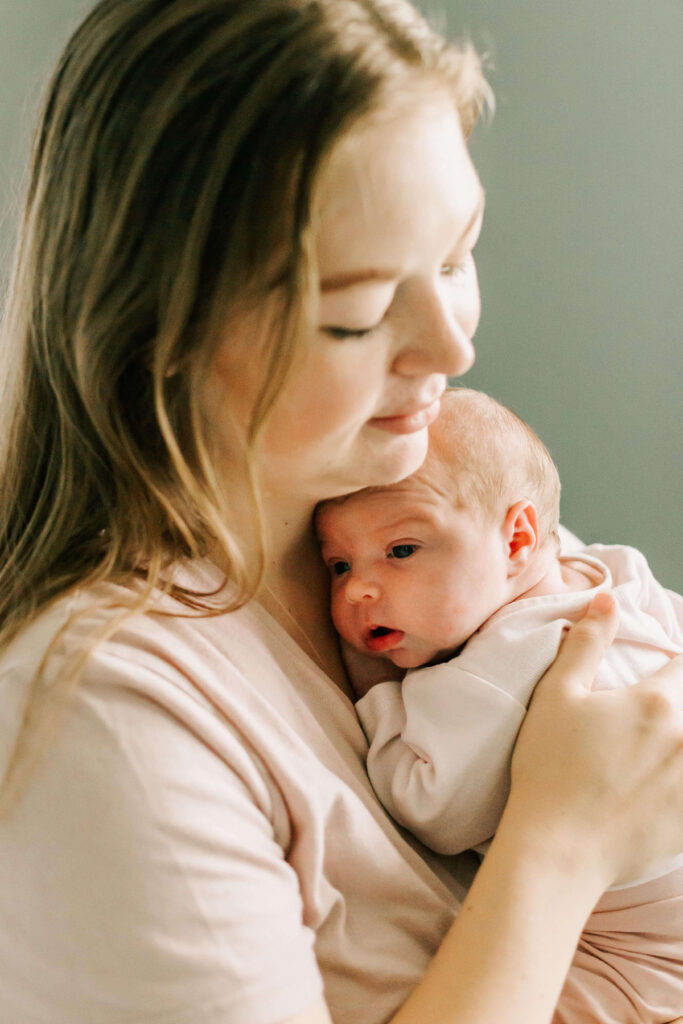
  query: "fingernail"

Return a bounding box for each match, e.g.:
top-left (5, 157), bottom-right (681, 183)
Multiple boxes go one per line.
top-left (587, 591), bottom-right (615, 617)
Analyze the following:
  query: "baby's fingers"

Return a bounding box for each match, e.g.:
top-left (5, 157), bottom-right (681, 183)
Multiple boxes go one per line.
top-left (537, 592), bottom-right (619, 699)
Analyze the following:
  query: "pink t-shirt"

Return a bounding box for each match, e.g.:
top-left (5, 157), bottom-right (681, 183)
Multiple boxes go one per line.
top-left (0, 561), bottom-right (474, 1024)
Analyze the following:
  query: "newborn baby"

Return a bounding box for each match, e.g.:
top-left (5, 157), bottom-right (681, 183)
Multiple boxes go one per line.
top-left (316, 388), bottom-right (683, 1024)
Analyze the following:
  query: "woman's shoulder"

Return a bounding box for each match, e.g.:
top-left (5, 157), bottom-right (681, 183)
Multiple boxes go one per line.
top-left (0, 569), bottom-right (330, 1024)
top-left (0, 561), bottom-right (323, 892)
top-left (1, 560), bottom-right (276, 690)
top-left (0, 562), bottom-right (310, 799)
top-left (0, 558), bottom-right (364, 784)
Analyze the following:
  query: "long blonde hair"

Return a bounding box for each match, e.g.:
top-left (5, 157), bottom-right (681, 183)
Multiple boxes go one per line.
top-left (0, 0), bottom-right (490, 804)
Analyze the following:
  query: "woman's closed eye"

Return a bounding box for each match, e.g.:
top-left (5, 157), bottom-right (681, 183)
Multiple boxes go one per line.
top-left (321, 322), bottom-right (382, 341)
top-left (320, 256), bottom-right (474, 339)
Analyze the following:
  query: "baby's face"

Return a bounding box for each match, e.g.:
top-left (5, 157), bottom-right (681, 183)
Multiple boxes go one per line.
top-left (317, 478), bottom-right (511, 668)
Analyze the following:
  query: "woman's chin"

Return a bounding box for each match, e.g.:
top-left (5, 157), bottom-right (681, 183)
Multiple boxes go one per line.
top-left (281, 427), bottom-right (430, 504)
top-left (363, 428), bottom-right (429, 486)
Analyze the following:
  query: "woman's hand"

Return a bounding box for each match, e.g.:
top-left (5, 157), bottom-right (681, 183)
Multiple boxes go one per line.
top-left (506, 592), bottom-right (683, 890)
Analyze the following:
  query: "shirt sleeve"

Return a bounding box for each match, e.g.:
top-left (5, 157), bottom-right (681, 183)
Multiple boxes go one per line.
top-left (356, 616), bottom-right (569, 855)
top-left (0, 650), bottom-right (323, 1024)
top-left (356, 668), bottom-right (527, 854)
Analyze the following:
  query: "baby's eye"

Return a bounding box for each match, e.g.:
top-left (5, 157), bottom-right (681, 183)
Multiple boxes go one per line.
top-left (388, 544), bottom-right (417, 560)
top-left (331, 560), bottom-right (351, 576)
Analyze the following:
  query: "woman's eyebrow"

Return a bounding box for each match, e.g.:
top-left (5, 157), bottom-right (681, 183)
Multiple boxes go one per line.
top-left (320, 187), bottom-right (486, 294)
top-left (320, 266), bottom-right (399, 293)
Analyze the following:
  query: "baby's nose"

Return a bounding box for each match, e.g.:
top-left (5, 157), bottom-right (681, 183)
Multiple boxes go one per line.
top-left (345, 575), bottom-right (381, 603)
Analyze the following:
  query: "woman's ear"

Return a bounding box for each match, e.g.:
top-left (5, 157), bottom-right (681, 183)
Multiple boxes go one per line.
top-left (501, 500), bottom-right (540, 577)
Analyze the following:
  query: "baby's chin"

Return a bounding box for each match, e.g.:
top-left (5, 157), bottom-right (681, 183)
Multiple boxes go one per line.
top-left (389, 642), bottom-right (463, 670)
top-left (386, 648), bottom-right (435, 670)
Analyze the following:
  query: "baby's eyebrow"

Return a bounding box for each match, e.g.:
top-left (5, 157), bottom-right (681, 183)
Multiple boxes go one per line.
top-left (317, 534), bottom-right (344, 553)
top-left (379, 511), bottom-right (434, 532)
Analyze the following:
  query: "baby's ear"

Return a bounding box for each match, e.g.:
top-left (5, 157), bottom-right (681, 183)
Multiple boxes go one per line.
top-left (502, 500), bottom-right (540, 577)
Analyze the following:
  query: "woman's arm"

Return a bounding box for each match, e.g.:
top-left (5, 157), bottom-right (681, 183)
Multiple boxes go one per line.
top-left (283, 842), bottom-right (599, 1024)
top-left (286, 594), bottom-right (683, 1024)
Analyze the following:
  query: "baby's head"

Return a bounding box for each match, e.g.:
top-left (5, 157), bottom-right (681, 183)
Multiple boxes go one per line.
top-left (315, 389), bottom-right (561, 668)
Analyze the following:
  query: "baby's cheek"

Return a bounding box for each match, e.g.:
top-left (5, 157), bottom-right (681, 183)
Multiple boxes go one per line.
top-left (435, 599), bottom-right (470, 633)
top-left (330, 591), bottom-right (351, 637)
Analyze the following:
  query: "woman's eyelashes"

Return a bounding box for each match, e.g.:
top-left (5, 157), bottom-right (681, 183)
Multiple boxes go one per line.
top-left (322, 323), bottom-right (381, 341)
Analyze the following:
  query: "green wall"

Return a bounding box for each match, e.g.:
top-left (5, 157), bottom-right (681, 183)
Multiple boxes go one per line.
top-left (437, 0), bottom-right (683, 589)
top-left (2, 0), bottom-right (681, 588)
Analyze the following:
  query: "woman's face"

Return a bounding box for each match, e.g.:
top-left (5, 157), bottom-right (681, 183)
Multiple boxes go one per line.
top-left (207, 94), bottom-right (484, 505)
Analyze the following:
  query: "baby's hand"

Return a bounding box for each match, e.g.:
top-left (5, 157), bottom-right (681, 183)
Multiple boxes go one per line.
top-left (340, 638), bottom-right (405, 700)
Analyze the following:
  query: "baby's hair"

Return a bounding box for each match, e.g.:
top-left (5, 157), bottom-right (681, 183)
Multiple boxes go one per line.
top-left (318, 388), bottom-right (561, 551)
top-left (423, 388), bottom-right (561, 550)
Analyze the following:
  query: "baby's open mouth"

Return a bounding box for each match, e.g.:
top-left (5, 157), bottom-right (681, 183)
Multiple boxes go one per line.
top-left (364, 625), bottom-right (405, 653)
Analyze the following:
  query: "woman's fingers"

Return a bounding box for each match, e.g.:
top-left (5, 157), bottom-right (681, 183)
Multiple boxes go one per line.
top-left (634, 652), bottom-right (683, 707)
top-left (508, 601), bottom-right (683, 889)
top-left (539, 591), bottom-right (619, 698)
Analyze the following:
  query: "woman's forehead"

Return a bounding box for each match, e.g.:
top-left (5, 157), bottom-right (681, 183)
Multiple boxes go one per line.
top-left (312, 96), bottom-right (483, 281)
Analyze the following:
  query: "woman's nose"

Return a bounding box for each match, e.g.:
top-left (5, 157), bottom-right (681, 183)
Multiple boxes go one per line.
top-left (344, 574), bottom-right (381, 604)
top-left (391, 276), bottom-right (478, 378)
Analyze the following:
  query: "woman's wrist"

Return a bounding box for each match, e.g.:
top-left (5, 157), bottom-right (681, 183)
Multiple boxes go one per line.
top-left (496, 788), bottom-right (613, 899)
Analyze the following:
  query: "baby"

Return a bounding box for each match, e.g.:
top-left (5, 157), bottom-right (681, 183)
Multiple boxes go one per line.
top-left (316, 388), bottom-right (683, 1024)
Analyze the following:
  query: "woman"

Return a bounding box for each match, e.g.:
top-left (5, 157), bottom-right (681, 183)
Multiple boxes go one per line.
top-left (1, 2), bottom-right (682, 1022)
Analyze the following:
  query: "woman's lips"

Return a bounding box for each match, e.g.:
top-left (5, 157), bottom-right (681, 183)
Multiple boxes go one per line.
top-left (364, 627), bottom-right (405, 653)
top-left (369, 397), bottom-right (441, 435)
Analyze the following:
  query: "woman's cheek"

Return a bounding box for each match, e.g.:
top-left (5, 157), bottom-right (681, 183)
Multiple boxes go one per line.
top-left (260, 346), bottom-right (380, 454)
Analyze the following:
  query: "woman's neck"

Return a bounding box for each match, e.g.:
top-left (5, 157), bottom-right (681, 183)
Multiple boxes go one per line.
top-left (257, 497), bottom-right (354, 699)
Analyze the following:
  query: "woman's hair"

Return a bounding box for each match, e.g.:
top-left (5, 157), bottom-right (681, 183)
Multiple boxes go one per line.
top-left (0, 0), bottom-right (490, 804)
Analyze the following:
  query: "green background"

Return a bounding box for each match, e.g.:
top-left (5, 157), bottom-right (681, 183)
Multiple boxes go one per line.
top-left (1, 0), bottom-right (681, 589)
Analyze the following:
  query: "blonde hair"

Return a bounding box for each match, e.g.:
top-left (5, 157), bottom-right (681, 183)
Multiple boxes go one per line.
top-left (0, 0), bottom-right (491, 807)
top-left (421, 388), bottom-right (561, 549)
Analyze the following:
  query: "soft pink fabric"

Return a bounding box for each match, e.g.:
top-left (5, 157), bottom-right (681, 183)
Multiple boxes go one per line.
top-left (358, 546), bottom-right (683, 860)
top-left (554, 868), bottom-right (683, 1024)
top-left (357, 543), bottom-right (683, 1022)
top-left (0, 562), bottom-right (474, 1024)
